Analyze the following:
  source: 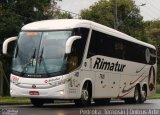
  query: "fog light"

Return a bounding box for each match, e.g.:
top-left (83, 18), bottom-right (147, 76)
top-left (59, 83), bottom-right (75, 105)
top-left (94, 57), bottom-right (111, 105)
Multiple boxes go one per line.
top-left (10, 89), bottom-right (13, 94)
top-left (60, 90), bottom-right (64, 95)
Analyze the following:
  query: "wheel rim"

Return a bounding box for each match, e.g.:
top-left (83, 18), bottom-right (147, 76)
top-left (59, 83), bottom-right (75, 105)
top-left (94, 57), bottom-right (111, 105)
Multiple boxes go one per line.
top-left (143, 90), bottom-right (147, 100)
top-left (135, 88), bottom-right (139, 101)
top-left (82, 89), bottom-right (89, 100)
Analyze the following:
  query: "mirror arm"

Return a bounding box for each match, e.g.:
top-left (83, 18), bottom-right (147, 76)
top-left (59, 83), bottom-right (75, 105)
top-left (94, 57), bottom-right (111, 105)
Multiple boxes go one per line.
top-left (65, 36), bottom-right (81, 54)
top-left (3, 36), bottom-right (17, 54)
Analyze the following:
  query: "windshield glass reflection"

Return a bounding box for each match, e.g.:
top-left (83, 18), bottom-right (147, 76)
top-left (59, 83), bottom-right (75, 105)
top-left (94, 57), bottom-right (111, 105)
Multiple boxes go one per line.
top-left (12, 31), bottom-right (72, 76)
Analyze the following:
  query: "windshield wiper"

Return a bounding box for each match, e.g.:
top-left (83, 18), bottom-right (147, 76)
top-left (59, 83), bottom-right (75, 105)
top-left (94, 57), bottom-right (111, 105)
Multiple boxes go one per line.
top-left (21, 48), bottom-right (36, 76)
top-left (39, 48), bottom-right (50, 77)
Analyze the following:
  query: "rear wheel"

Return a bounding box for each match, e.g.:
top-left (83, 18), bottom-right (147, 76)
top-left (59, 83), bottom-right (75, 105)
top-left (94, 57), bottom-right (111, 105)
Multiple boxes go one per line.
top-left (124, 86), bottom-right (141, 104)
top-left (139, 86), bottom-right (147, 103)
top-left (74, 82), bottom-right (91, 107)
top-left (133, 86), bottom-right (140, 103)
top-left (94, 98), bottom-right (111, 105)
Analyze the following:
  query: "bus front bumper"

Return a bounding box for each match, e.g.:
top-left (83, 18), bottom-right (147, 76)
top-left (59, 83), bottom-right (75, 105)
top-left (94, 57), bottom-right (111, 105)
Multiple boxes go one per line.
top-left (10, 82), bottom-right (79, 99)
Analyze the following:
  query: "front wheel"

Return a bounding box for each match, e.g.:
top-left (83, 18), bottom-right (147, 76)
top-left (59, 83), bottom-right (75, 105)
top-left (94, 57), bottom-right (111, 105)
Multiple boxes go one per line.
top-left (74, 83), bottom-right (91, 107)
top-left (30, 98), bottom-right (45, 107)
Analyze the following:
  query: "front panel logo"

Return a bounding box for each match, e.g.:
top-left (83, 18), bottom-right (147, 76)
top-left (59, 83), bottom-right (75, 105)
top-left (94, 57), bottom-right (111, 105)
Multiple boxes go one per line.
top-left (32, 84), bottom-right (36, 89)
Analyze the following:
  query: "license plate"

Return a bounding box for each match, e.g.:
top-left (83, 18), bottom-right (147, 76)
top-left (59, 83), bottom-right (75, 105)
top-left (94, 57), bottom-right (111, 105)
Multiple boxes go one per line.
top-left (29, 91), bottom-right (39, 95)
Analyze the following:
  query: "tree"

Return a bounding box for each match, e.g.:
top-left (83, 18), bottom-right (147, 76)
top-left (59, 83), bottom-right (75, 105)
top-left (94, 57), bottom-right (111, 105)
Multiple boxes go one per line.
top-left (81, 0), bottom-right (146, 41)
top-left (10, 0), bottom-right (71, 23)
top-left (81, 0), bottom-right (114, 27)
top-left (145, 20), bottom-right (160, 45)
top-left (0, 5), bottom-right (22, 47)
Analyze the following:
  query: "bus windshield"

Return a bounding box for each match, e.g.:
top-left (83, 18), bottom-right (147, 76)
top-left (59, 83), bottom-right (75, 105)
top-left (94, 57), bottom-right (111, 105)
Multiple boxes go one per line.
top-left (12, 30), bottom-right (72, 77)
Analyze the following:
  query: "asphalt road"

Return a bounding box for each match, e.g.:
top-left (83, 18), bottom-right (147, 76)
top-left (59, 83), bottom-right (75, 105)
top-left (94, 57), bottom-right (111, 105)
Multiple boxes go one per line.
top-left (1, 99), bottom-right (160, 115)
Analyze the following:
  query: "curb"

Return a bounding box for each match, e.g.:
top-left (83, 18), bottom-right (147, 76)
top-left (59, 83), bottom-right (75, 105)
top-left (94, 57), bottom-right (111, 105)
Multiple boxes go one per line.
top-left (0, 100), bottom-right (73, 105)
top-left (0, 103), bottom-right (31, 105)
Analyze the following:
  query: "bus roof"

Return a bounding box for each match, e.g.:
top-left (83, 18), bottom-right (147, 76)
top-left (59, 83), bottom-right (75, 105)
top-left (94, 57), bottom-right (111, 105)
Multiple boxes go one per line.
top-left (22, 19), bottom-right (156, 49)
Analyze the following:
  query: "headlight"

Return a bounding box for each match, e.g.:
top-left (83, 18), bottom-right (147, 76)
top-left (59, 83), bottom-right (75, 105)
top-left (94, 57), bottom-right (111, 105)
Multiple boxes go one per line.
top-left (10, 75), bottom-right (20, 85)
top-left (49, 77), bottom-right (72, 87)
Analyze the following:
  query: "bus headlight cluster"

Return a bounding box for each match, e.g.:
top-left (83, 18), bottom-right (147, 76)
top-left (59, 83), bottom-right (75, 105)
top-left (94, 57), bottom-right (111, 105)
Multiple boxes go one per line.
top-left (49, 77), bottom-right (72, 87)
top-left (10, 89), bottom-right (13, 94)
top-left (10, 76), bottom-right (19, 85)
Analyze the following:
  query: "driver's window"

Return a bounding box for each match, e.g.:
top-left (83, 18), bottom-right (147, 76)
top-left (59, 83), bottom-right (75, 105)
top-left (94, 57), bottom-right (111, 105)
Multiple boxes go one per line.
top-left (67, 28), bottom-right (89, 72)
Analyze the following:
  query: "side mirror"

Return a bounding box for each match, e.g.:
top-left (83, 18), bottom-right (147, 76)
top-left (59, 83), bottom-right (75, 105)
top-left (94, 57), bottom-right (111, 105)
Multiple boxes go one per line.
top-left (65, 36), bottom-right (81, 54)
top-left (3, 36), bottom-right (17, 54)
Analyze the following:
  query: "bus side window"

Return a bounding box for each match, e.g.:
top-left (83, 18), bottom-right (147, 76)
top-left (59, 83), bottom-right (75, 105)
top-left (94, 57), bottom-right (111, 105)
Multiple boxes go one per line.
top-left (115, 41), bottom-right (126, 59)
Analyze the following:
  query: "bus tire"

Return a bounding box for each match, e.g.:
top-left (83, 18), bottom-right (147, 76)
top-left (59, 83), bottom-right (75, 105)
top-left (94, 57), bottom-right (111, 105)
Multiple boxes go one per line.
top-left (139, 85), bottom-right (147, 103)
top-left (94, 98), bottom-right (111, 105)
top-left (74, 82), bottom-right (91, 107)
top-left (124, 86), bottom-right (141, 104)
top-left (30, 98), bottom-right (44, 107)
top-left (133, 85), bottom-right (141, 103)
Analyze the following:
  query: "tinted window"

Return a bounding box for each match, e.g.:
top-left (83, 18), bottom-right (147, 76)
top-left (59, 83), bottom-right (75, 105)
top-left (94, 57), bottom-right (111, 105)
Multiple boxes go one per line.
top-left (87, 30), bottom-right (156, 65)
top-left (87, 30), bottom-right (115, 58)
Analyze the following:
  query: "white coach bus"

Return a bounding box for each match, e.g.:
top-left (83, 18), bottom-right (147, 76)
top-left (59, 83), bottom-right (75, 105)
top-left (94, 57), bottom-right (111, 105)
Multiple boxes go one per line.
top-left (3, 19), bottom-right (157, 107)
